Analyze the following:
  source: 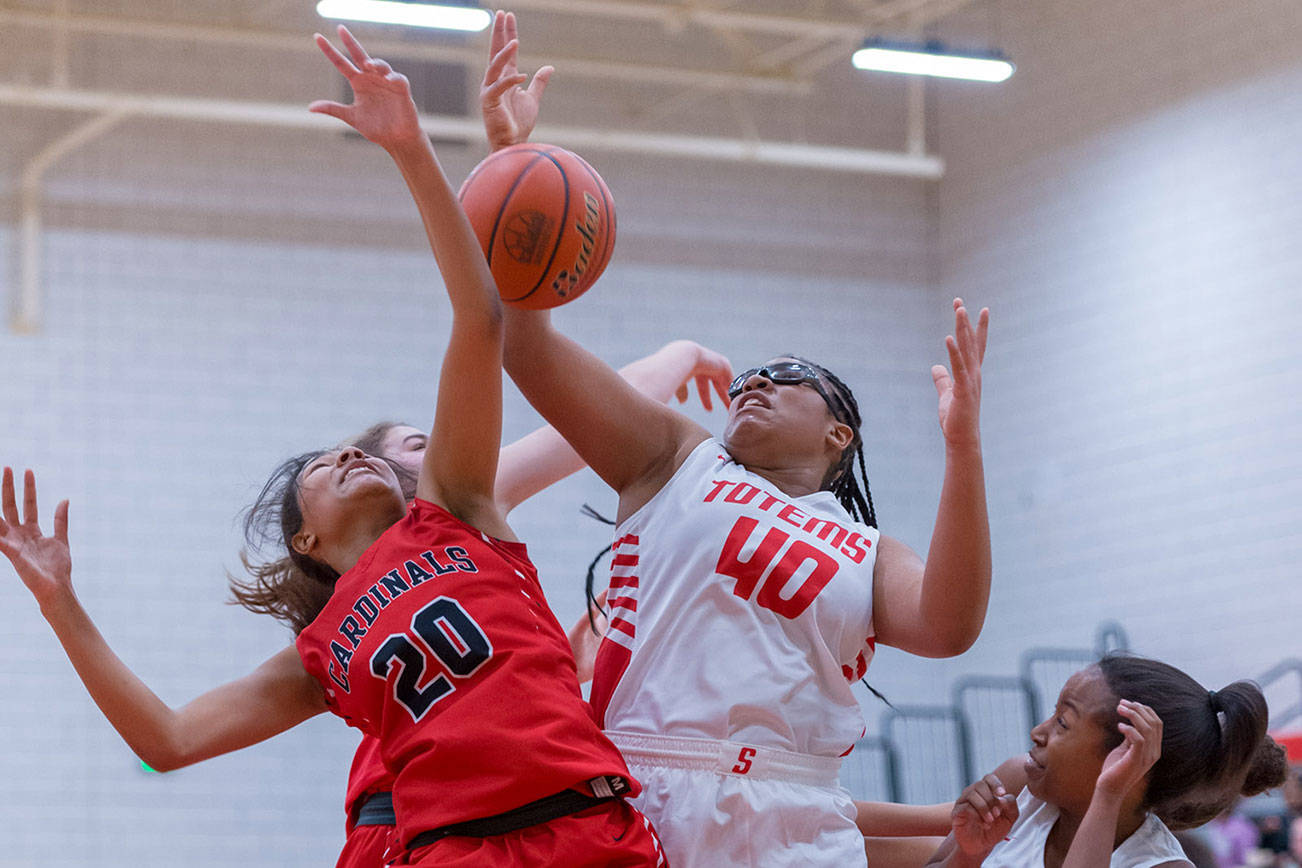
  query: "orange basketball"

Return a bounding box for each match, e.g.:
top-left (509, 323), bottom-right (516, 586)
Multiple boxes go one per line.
top-left (458, 143), bottom-right (616, 309)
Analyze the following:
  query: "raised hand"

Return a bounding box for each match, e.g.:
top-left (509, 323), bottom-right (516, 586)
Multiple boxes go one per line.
top-left (950, 773), bottom-right (1019, 858)
top-left (481, 11), bottom-right (553, 151)
top-left (1096, 700), bottom-right (1163, 799)
top-left (310, 25), bottom-right (424, 151)
top-left (0, 467), bottom-right (73, 611)
top-left (672, 343), bottom-right (732, 413)
top-left (931, 298), bottom-right (989, 451)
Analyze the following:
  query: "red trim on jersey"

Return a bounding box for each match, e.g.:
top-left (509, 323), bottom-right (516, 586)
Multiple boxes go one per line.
top-left (607, 595), bottom-right (637, 612)
top-left (608, 617), bottom-right (636, 638)
top-left (589, 637), bottom-right (634, 730)
top-left (611, 553), bottom-right (639, 568)
top-left (608, 574), bottom-right (638, 591)
top-left (612, 534), bottom-right (639, 549)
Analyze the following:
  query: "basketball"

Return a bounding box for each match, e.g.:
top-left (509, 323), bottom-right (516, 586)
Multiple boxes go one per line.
top-left (458, 143), bottom-right (616, 309)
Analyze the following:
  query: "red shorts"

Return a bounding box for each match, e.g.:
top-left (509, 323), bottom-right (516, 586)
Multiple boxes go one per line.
top-left (336, 823), bottom-right (393, 868)
top-left (398, 800), bottom-right (667, 867)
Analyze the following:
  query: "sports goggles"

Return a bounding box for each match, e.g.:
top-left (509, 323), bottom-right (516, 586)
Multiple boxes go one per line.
top-left (728, 361), bottom-right (848, 420)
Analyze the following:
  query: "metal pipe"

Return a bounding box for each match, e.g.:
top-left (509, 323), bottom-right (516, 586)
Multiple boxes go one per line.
top-left (0, 84), bottom-right (944, 177)
top-left (15, 110), bottom-right (129, 334)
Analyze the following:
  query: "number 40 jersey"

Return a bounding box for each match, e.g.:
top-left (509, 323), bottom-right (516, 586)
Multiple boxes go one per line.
top-left (297, 499), bottom-right (636, 849)
top-left (591, 438), bottom-right (880, 758)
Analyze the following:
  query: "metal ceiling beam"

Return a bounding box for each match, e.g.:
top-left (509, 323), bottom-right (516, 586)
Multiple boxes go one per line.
top-left (0, 8), bottom-right (810, 96)
top-left (0, 83), bottom-right (943, 178)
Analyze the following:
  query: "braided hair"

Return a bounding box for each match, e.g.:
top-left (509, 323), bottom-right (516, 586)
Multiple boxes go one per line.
top-left (787, 355), bottom-right (877, 528)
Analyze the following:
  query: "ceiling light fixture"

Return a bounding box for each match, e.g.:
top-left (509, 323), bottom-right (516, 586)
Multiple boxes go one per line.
top-left (316, 0), bottom-right (491, 32)
top-left (852, 39), bottom-right (1014, 83)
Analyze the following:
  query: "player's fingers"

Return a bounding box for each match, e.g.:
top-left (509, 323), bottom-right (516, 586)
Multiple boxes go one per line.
top-left (308, 101), bottom-right (354, 124)
top-left (489, 9), bottom-right (507, 56)
top-left (314, 33), bottom-right (360, 78)
top-left (54, 500), bottom-right (69, 544)
top-left (337, 24), bottom-right (372, 67)
top-left (976, 307), bottom-right (990, 363)
top-left (22, 469), bottom-right (38, 527)
top-left (931, 364), bottom-right (952, 399)
top-left (946, 334), bottom-right (966, 380)
top-left (1, 468), bottom-right (17, 527)
top-left (365, 58), bottom-right (393, 76)
top-left (675, 382), bottom-right (688, 404)
top-left (482, 72), bottom-right (528, 104)
top-left (696, 375), bottom-right (714, 412)
top-left (526, 65), bottom-right (554, 100)
top-left (504, 10), bottom-right (518, 47)
top-left (482, 39), bottom-right (519, 87)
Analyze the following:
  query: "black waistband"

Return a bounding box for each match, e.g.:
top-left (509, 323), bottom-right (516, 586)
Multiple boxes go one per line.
top-left (406, 789), bottom-right (615, 851)
top-left (355, 791), bottom-right (395, 827)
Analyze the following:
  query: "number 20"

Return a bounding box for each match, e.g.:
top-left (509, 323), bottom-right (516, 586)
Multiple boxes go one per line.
top-left (369, 597), bottom-right (492, 723)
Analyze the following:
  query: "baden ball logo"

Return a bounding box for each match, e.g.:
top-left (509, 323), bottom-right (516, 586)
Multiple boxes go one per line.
top-left (549, 192), bottom-right (602, 298)
top-left (503, 210), bottom-right (553, 265)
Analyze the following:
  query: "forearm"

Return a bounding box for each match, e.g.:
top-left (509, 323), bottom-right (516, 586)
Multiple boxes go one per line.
top-left (1062, 792), bottom-right (1126, 868)
top-left (386, 137), bottom-right (501, 325)
top-left (856, 800), bottom-right (954, 837)
top-left (40, 591), bottom-right (187, 769)
top-left (923, 836), bottom-right (985, 868)
top-left (918, 442), bottom-right (991, 656)
top-left (503, 309), bottom-right (703, 495)
top-left (494, 340), bottom-right (715, 512)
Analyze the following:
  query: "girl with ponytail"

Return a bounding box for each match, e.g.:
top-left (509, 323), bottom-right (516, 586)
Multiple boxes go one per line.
top-left (926, 655), bottom-right (1288, 868)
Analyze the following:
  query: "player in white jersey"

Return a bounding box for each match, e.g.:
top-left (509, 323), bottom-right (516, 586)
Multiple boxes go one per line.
top-left (503, 311), bottom-right (991, 867)
top-left (485, 17), bottom-right (992, 866)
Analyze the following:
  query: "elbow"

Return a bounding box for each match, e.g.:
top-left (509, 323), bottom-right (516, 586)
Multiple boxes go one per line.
top-left (136, 745), bottom-right (187, 773)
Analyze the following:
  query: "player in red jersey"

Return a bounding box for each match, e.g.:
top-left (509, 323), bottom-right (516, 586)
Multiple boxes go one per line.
top-left (0, 28), bottom-right (669, 866)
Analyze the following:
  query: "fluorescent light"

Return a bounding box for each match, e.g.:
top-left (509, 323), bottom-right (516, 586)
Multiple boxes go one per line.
top-left (316, 0), bottom-right (491, 32)
top-left (852, 41), bottom-right (1014, 83)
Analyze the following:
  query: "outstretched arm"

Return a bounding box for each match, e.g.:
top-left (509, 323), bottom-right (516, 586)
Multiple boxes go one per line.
top-left (874, 299), bottom-right (991, 658)
top-left (312, 28), bottom-right (509, 535)
top-left (505, 310), bottom-right (714, 522)
top-left (494, 340), bottom-right (731, 514)
top-left (0, 468), bottom-right (325, 772)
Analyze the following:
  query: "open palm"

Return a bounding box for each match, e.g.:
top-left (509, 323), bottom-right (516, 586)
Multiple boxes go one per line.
top-left (481, 11), bottom-right (552, 150)
top-left (310, 26), bottom-right (423, 150)
top-left (932, 298), bottom-right (989, 450)
top-left (0, 467), bottom-right (73, 608)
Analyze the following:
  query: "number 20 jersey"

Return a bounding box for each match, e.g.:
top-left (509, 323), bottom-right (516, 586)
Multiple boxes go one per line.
top-left (296, 498), bottom-right (636, 848)
top-left (591, 438), bottom-right (880, 757)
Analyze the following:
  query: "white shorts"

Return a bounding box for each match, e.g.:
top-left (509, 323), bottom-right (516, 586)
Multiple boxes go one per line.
top-left (609, 732), bottom-right (867, 868)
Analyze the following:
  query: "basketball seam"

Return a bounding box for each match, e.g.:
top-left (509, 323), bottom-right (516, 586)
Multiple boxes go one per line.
top-left (479, 148), bottom-right (553, 300)
top-left (572, 154), bottom-right (616, 282)
top-left (513, 147), bottom-right (570, 304)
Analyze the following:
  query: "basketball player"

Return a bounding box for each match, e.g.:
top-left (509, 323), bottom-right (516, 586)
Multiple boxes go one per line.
top-left (0, 29), bottom-right (667, 865)
top-left (481, 15), bottom-right (993, 865)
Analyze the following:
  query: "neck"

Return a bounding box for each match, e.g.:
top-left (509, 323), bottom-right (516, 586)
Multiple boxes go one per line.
top-left (1048, 802), bottom-right (1149, 858)
top-left (324, 516), bottom-right (395, 575)
top-left (738, 457), bottom-right (829, 500)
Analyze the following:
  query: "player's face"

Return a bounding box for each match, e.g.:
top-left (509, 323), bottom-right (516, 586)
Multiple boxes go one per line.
top-left (723, 357), bottom-right (845, 473)
top-left (295, 446), bottom-right (406, 549)
top-left (378, 424), bottom-right (427, 478)
top-left (1023, 666), bottom-right (1118, 817)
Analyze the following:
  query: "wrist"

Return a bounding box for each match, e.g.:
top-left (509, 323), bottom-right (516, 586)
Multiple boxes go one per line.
top-left (384, 134), bottom-right (436, 164)
top-left (943, 437), bottom-right (983, 460)
top-left (1086, 786), bottom-right (1128, 815)
top-left (39, 586), bottom-right (83, 625)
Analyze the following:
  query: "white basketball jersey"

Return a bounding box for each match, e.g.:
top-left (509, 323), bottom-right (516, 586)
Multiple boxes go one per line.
top-left (591, 438), bottom-right (879, 757)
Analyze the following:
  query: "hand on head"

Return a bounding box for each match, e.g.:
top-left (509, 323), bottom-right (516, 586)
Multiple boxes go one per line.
top-left (931, 298), bottom-right (989, 451)
top-left (1096, 699), bottom-right (1164, 800)
top-left (310, 25), bottom-right (425, 151)
top-left (0, 467), bottom-right (73, 609)
top-left (481, 11), bottom-right (553, 151)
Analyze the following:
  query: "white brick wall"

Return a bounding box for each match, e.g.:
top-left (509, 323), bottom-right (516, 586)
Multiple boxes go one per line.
top-left (3, 0), bottom-right (1301, 859)
top-left (930, 0), bottom-right (1302, 700)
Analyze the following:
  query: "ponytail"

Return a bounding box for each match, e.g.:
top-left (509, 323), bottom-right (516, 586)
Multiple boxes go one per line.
top-left (1096, 655), bottom-right (1276, 827)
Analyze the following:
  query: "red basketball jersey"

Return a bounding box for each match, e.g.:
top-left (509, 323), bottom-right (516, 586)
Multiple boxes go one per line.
top-left (343, 736), bottom-right (391, 832)
top-left (297, 499), bottom-right (637, 848)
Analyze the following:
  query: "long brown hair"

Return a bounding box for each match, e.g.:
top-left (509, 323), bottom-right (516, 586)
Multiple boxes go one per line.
top-left (228, 422), bottom-right (418, 634)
